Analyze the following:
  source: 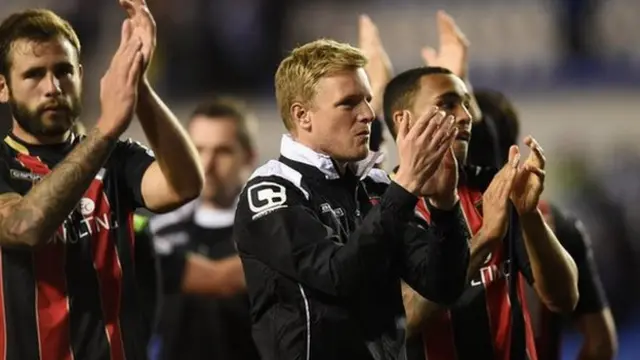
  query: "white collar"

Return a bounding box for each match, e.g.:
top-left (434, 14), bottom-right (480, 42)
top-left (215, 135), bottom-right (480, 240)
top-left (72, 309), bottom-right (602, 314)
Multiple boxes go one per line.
top-left (279, 134), bottom-right (383, 180)
top-left (193, 205), bottom-right (235, 228)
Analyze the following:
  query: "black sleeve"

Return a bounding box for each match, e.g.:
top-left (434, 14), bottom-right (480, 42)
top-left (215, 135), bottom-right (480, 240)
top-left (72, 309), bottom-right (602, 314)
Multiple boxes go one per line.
top-left (113, 138), bottom-right (156, 209)
top-left (400, 201), bottom-right (471, 304)
top-left (0, 160), bottom-right (17, 194)
top-left (551, 206), bottom-right (608, 315)
top-left (234, 175), bottom-right (418, 298)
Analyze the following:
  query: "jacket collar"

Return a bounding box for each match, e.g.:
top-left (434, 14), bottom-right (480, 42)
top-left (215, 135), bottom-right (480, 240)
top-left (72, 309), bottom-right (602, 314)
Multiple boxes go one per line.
top-left (280, 134), bottom-right (382, 180)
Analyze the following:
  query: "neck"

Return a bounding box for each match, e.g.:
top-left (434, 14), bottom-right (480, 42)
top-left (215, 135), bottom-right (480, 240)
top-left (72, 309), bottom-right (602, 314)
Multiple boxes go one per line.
top-left (294, 132), bottom-right (349, 174)
top-left (11, 120), bottom-right (70, 145)
top-left (201, 194), bottom-right (238, 210)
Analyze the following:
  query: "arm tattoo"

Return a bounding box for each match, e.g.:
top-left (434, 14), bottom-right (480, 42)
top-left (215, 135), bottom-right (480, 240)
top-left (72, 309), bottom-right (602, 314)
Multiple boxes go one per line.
top-left (0, 127), bottom-right (116, 247)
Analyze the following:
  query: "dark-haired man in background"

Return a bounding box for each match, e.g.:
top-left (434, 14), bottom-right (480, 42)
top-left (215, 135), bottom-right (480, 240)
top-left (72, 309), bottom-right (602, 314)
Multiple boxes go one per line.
top-left (137, 98), bottom-right (260, 360)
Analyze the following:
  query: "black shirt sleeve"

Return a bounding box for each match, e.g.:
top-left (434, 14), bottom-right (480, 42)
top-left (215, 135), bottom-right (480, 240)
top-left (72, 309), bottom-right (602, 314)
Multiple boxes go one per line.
top-left (400, 201), bottom-right (471, 305)
top-left (113, 138), bottom-right (156, 209)
top-left (0, 160), bottom-right (17, 194)
top-left (234, 175), bottom-right (418, 299)
top-left (550, 205), bottom-right (608, 315)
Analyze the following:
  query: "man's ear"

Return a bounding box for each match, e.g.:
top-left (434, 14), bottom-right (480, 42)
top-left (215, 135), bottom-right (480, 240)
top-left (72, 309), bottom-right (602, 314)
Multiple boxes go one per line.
top-left (291, 102), bottom-right (312, 132)
top-left (0, 75), bottom-right (10, 103)
top-left (392, 110), bottom-right (406, 134)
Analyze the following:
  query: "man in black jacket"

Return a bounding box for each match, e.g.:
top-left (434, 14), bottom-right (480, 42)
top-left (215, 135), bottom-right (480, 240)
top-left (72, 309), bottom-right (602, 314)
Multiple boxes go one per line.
top-left (233, 39), bottom-right (471, 360)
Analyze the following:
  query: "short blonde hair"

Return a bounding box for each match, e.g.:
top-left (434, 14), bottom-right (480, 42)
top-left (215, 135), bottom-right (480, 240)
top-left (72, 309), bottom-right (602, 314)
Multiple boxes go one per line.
top-left (275, 39), bottom-right (367, 131)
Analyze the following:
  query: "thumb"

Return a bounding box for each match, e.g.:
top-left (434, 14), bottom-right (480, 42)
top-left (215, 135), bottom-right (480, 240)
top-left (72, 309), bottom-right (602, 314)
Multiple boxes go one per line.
top-left (120, 0), bottom-right (136, 18)
top-left (421, 47), bottom-right (438, 66)
top-left (119, 19), bottom-right (133, 48)
top-left (508, 145), bottom-right (520, 168)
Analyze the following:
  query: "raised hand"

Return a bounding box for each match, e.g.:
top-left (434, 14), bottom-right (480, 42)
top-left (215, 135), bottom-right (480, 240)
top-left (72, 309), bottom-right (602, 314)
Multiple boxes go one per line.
top-left (421, 10), bottom-right (469, 79)
top-left (119, 0), bottom-right (156, 75)
top-left (480, 146), bottom-right (520, 242)
top-left (394, 108), bottom-right (458, 197)
top-left (97, 20), bottom-right (144, 138)
top-left (359, 14), bottom-right (393, 115)
top-left (510, 136), bottom-right (546, 215)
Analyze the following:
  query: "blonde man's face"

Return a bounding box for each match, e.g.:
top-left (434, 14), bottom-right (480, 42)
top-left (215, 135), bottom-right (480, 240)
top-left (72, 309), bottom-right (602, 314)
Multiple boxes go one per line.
top-left (304, 68), bottom-right (375, 163)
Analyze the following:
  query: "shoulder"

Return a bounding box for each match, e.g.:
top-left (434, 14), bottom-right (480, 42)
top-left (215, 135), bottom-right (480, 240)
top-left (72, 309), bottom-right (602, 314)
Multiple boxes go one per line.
top-left (238, 160), bottom-right (312, 221)
top-left (246, 159), bottom-right (310, 199)
top-left (547, 203), bottom-right (590, 258)
top-left (112, 138), bottom-right (155, 158)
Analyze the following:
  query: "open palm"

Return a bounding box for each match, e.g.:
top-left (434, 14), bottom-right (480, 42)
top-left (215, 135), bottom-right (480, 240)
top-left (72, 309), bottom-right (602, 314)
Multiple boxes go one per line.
top-left (119, 0), bottom-right (156, 74)
top-left (510, 136), bottom-right (546, 214)
top-left (421, 11), bottom-right (469, 79)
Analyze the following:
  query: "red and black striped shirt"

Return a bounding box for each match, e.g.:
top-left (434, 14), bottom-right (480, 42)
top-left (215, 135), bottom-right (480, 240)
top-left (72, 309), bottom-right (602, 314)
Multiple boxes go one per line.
top-left (405, 165), bottom-right (538, 360)
top-left (0, 133), bottom-right (156, 360)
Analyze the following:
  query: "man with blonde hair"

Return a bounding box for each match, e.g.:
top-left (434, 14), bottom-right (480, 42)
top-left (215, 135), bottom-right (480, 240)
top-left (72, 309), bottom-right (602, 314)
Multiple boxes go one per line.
top-left (233, 38), bottom-right (471, 360)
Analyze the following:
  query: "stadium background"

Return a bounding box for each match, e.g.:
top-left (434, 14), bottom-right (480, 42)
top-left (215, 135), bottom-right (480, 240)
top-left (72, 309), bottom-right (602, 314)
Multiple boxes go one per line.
top-left (1, 0), bottom-right (639, 358)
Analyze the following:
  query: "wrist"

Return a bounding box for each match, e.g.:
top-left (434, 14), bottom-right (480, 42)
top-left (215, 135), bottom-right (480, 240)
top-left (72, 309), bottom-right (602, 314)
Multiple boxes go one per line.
top-left (94, 119), bottom-right (123, 141)
top-left (393, 170), bottom-right (420, 196)
top-left (428, 190), bottom-right (459, 210)
top-left (518, 208), bottom-right (543, 223)
top-left (476, 226), bottom-right (502, 247)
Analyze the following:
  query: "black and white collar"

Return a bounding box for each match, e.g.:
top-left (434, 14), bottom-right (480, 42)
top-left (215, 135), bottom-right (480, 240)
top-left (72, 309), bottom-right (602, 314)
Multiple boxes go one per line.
top-left (149, 198), bottom-right (237, 233)
top-left (279, 134), bottom-right (383, 180)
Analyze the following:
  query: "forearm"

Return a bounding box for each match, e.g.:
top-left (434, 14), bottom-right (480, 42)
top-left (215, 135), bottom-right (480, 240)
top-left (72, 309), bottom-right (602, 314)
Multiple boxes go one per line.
top-left (181, 254), bottom-right (246, 297)
top-left (521, 210), bottom-right (579, 312)
top-left (136, 80), bottom-right (203, 198)
top-left (0, 127), bottom-right (115, 247)
top-left (403, 231), bottom-right (495, 338)
top-left (576, 309), bottom-right (618, 360)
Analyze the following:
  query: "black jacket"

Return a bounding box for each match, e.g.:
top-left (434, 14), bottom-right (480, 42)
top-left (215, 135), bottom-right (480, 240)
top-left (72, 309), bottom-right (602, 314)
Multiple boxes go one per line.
top-left (234, 135), bottom-right (471, 360)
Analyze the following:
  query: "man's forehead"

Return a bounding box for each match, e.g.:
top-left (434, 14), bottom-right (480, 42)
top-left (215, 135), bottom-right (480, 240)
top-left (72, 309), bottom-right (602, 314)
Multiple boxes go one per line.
top-left (418, 73), bottom-right (467, 97)
top-left (315, 68), bottom-right (371, 97)
top-left (9, 37), bottom-right (78, 67)
top-left (189, 116), bottom-right (239, 142)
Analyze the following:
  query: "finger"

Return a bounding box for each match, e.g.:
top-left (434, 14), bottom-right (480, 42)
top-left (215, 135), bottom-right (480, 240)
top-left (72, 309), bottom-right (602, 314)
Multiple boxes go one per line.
top-left (421, 47), bottom-right (437, 66)
top-left (428, 114), bottom-right (455, 148)
top-left (500, 161), bottom-right (519, 198)
top-left (407, 106), bottom-right (440, 139)
top-left (359, 15), bottom-right (380, 49)
top-left (118, 36), bottom-right (142, 71)
top-left (524, 164), bottom-right (546, 182)
top-left (128, 51), bottom-right (144, 85)
top-left (118, 19), bottom-right (133, 49)
top-left (507, 145), bottom-right (520, 168)
top-left (432, 132), bottom-right (457, 162)
top-left (120, 0), bottom-right (136, 17)
top-left (526, 136), bottom-right (546, 168)
top-left (438, 10), bottom-right (469, 46)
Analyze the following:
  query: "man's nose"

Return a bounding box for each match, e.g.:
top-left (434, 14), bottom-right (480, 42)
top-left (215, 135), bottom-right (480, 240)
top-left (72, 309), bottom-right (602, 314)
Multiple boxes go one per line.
top-left (44, 74), bottom-right (62, 97)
